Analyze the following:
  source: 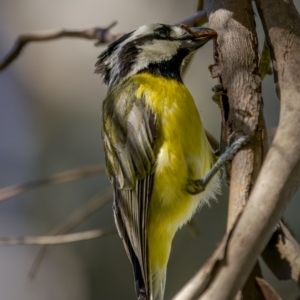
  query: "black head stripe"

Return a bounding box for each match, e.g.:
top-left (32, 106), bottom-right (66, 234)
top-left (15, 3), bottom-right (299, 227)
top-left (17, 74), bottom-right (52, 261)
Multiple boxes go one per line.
top-left (106, 31), bottom-right (134, 55)
top-left (94, 31), bottom-right (134, 84)
top-left (118, 42), bottom-right (140, 82)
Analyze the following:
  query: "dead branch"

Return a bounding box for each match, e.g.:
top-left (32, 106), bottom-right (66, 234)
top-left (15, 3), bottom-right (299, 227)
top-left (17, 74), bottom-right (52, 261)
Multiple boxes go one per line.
top-left (194, 0), bottom-right (300, 298)
top-left (204, 0), bottom-right (266, 298)
top-left (175, 9), bottom-right (207, 27)
top-left (259, 40), bottom-right (272, 80)
top-left (0, 10), bottom-right (208, 72)
top-left (0, 164), bottom-right (106, 202)
top-left (255, 278), bottom-right (282, 300)
top-left (0, 22), bottom-right (120, 71)
top-left (29, 187), bottom-right (113, 277)
top-left (262, 221), bottom-right (300, 284)
top-left (0, 229), bottom-right (116, 246)
top-left (172, 231), bottom-right (232, 300)
top-left (180, 2), bottom-right (208, 75)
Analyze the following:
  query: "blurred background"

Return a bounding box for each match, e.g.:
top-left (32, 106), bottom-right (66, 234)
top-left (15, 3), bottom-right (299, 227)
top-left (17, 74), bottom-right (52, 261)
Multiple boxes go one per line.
top-left (0, 0), bottom-right (299, 299)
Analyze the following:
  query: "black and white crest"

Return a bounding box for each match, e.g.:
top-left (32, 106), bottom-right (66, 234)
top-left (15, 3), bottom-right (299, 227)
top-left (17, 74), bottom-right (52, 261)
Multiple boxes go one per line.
top-left (95, 24), bottom-right (190, 87)
top-left (95, 23), bottom-right (215, 88)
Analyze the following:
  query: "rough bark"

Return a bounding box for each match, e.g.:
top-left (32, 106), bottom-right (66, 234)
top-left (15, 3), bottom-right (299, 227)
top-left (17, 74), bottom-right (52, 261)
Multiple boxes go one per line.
top-left (205, 0), bottom-right (265, 299)
top-left (197, 0), bottom-right (300, 299)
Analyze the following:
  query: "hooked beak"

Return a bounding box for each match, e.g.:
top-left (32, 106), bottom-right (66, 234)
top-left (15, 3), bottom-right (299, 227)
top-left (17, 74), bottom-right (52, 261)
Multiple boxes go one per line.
top-left (179, 26), bottom-right (217, 51)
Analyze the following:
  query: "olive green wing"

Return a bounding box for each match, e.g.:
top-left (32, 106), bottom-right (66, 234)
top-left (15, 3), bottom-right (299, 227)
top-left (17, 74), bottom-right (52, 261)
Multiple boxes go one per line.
top-left (102, 83), bottom-right (157, 297)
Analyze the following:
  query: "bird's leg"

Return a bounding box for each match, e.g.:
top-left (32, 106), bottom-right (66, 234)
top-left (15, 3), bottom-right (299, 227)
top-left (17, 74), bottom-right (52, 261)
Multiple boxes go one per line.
top-left (186, 135), bottom-right (250, 195)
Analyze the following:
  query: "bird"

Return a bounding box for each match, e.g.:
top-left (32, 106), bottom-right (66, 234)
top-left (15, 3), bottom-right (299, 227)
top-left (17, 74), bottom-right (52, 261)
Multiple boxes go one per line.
top-left (95, 23), bottom-right (247, 300)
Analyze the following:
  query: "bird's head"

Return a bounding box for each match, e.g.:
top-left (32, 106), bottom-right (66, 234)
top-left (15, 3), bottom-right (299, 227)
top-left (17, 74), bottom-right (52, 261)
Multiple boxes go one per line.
top-left (95, 23), bottom-right (216, 88)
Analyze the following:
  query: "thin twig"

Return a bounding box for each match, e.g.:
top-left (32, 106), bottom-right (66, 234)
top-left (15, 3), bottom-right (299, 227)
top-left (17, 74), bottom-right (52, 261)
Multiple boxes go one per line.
top-left (1, 11), bottom-right (209, 72)
top-left (0, 21), bottom-right (120, 71)
top-left (0, 164), bottom-right (106, 202)
top-left (172, 212), bottom-right (242, 300)
top-left (259, 40), bottom-right (272, 80)
top-left (175, 10), bottom-right (207, 27)
top-left (0, 229), bottom-right (116, 246)
top-left (186, 219), bottom-right (201, 237)
top-left (29, 187), bottom-right (113, 278)
top-left (255, 278), bottom-right (282, 300)
top-left (180, 6), bottom-right (208, 75)
top-left (172, 233), bottom-right (229, 300)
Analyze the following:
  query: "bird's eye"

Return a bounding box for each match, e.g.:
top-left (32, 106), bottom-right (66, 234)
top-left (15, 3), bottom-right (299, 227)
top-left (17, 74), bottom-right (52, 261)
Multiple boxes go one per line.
top-left (156, 28), bottom-right (169, 38)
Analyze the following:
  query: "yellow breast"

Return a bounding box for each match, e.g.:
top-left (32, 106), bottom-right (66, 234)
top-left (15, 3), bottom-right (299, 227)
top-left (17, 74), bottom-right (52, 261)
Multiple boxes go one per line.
top-left (132, 73), bottom-right (219, 271)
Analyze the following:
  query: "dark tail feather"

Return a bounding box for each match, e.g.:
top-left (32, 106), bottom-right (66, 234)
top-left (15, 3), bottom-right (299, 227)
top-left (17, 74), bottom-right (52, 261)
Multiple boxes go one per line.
top-left (133, 254), bottom-right (148, 300)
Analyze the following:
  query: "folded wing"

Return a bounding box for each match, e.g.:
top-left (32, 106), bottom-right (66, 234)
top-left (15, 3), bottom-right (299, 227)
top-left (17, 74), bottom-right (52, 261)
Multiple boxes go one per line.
top-left (102, 84), bottom-right (157, 298)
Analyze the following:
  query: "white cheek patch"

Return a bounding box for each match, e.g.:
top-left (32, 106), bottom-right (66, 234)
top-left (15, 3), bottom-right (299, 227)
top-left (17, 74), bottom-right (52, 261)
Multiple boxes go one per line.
top-left (127, 40), bottom-right (180, 76)
top-left (137, 40), bottom-right (180, 64)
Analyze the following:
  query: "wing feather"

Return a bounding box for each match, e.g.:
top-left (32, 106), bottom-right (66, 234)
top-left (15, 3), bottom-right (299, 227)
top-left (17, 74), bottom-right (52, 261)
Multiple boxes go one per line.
top-left (102, 82), bottom-right (157, 297)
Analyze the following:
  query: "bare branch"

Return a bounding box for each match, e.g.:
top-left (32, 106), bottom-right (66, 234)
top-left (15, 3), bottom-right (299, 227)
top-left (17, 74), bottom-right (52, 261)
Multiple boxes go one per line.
top-left (0, 164), bottom-right (106, 202)
top-left (172, 233), bottom-right (230, 300)
top-left (0, 229), bottom-right (116, 246)
top-left (204, 0), bottom-right (266, 298)
top-left (255, 278), bottom-right (282, 300)
top-left (195, 0), bottom-right (300, 298)
top-left (0, 10), bottom-right (209, 72)
top-left (262, 221), bottom-right (300, 284)
top-left (205, 130), bottom-right (219, 152)
top-left (259, 40), bottom-right (272, 80)
top-left (186, 219), bottom-right (201, 238)
top-left (29, 187), bottom-right (113, 277)
top-left (175, 10), bottom-right (207, 27)
top-left (180, 5), bottom-right (208, 75)
top-left (0, 22), bottom-right (120, 71)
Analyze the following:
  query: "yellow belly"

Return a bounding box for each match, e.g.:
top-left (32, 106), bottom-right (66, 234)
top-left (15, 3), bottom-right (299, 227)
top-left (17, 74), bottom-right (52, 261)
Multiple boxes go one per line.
top-left (133, 73), bottom-right (219, 274)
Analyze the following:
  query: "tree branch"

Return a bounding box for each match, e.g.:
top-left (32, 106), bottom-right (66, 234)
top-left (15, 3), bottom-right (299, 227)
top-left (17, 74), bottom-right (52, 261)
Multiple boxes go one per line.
top-left (0, 164), bottom-right (106, 202)
top-left (205, 0), bottom-right (266, 299)
top-left (262, 221), bottom-right (300, 285)
top-left (0, 22), bottom-right (120, 71)
top-left (0, 229), bottom-right (116, 246)
top-left (175, 9), bottom-right (207, 27)
top-left (172, 231), bottom-right (233, 300)
top-left (0, 11), bottom-right (208, 72)
top-left (195, 0), bottom-right (300, 298)
top-left (29, 187), bottom-right (113, 277)
top-left (255, 278), bottom-right (282, 300)
top-left (179, 2), bottom-right (208, 75)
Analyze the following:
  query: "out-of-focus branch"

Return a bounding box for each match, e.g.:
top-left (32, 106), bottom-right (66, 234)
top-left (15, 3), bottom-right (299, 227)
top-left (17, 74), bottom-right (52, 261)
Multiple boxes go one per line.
top-left (172, 231), bottom-right (232, 300)
top-left (0, 11), bottom-right (209, 72)
top-left (259, 40), bottom-right (272, 80)
top-left (0, 22), bottom-right (120, 71)
top-left (180, 2), bottom-right (208, 75)
top-left (255, 278), bottom-right (282, 300)
top-left (0, 164), bottom-right (106, 202)
top-left (29, 187), bottom-right (113, 277)
top-left (194, 0), bottom-right (300, 299)
top-left (175, 9), bottom-right (207, 27)
top-left (0, 229), bottom-right (116, 246)
top-left (205, 130), bottom-right (219, 152)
